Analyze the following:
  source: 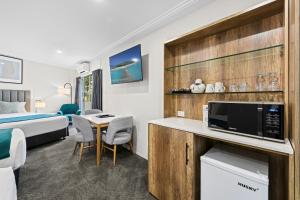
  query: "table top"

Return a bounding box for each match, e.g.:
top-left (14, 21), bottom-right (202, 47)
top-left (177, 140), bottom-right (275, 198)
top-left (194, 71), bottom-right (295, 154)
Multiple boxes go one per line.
top-left (82, 113), bottom-right (132, 125)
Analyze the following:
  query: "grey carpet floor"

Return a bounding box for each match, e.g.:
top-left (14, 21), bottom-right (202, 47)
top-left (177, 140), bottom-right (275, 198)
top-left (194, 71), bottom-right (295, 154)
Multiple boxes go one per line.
top-left (17, 136), bottom-right (155, 200)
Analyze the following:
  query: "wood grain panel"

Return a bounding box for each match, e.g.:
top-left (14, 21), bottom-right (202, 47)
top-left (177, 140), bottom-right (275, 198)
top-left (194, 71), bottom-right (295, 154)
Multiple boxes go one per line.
top-left (269, 154), bottom-right (288, 200)
top-left (288, 0), bottom-right (300, 199)
top-left (288, 154), bottom-right (296, 200)
top-left (160, 1), bottom-right (297, 200)
top-left (168, 13), bottom-right (284, 94)
top-left (148, 124), bottom-right (195, 200)
top-left (149, 124), bottom-right (215, 200)
top-left (164, 48), bottom-right (175, 118)
top-left (193, 136), bottom-right (213, 199)
top-left (166, 0), bottom-right (284, 46)
top-left (148, 124), bottom-right (169, 199)
top-left (169, 92), bottom-right (284, 120)
top-left (169, 128), bottom-right (191, 200)
top-left (169, 13), bottom-right (284, 67)
top-left (164, 12), bottom-right (285, 121)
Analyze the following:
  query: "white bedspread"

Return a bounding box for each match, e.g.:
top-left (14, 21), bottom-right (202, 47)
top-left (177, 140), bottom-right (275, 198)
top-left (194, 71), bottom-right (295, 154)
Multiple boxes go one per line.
top-left (0, 128), bottom-right (26, 170)
top-left (0, 113), bottom-right (68, 138)
top-left (0, 167), bottom-right (17, 200)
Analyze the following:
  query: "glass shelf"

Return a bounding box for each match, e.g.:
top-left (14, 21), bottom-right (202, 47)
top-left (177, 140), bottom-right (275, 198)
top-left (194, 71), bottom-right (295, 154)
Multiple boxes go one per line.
top-left (165, 44), bottom-right (284, 71)
top-left (165, 90), bottom-right (283, 95)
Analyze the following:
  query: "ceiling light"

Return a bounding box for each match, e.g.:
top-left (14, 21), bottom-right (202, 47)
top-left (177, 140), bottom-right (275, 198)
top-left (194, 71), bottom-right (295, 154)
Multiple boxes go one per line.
top-left (0, 62), bottom-right (4, 65)
top-left (56, 49), bottom-right (63, 54)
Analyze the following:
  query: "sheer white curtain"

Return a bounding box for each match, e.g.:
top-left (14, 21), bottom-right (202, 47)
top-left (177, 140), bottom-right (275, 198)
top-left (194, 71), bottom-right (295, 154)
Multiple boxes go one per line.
top-left (78, 77), bottom-right (84, 112)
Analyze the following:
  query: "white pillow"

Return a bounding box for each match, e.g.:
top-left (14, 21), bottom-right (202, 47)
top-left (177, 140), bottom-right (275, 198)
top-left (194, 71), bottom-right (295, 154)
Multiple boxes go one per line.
top-left (17, 102), bottom-right (27, 113)
top-left (0, 101), bottom-right (27, 114)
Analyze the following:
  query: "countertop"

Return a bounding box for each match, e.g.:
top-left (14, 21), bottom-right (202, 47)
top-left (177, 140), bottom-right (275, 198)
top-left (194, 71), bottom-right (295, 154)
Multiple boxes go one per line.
top-left (149, 117), bottom-right (294, 155)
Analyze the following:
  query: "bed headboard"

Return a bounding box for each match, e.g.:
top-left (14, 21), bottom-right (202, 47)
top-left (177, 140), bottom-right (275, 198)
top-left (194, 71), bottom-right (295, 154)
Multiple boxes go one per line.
top-left (0, 89), bottom-right (31, 112)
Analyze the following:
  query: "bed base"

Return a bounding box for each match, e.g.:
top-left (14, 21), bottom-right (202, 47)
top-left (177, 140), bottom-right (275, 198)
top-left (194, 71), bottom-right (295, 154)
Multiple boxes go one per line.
top-left (14, 168), bottom-right (20, 188)
top-left (26, 128), bottom-right (69, 149)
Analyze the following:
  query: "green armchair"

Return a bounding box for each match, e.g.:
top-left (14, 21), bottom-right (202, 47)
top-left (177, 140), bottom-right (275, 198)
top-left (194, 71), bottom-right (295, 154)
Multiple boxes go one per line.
top-left (57, 104), bottom-right (81, 124)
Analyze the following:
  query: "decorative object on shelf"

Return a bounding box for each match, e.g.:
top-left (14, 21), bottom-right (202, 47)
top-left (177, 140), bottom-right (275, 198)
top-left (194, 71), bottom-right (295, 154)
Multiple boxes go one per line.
top-left (0, 55), bottom-right (23, 84)
top-left (239, 81), bottom-right (248, 92)
top-left (268, 72), bottom-right (279, 91)
top-left (256, 73), bottom-right (266, 91)
top-left (63, 83), bottom-right (73, 103)
top-left (195, 78), bottom-right (202, 84)
top-left (171, 88), bottom-right (191, 94)
top-left (35, 99), bottom-right (46, 113)
top-left (205, 84), bottom-right (215, 93)
top-left (190, 78), bottom-right (206, 93)
top-left (214, 82), bottom-right (226, 93)
top-left (229, 84), bottom-right (238, 92)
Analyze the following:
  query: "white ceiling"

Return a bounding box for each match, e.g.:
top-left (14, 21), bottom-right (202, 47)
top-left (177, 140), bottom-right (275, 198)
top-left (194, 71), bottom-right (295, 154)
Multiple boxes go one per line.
top-left (0, 0), bottom-right (211, 68)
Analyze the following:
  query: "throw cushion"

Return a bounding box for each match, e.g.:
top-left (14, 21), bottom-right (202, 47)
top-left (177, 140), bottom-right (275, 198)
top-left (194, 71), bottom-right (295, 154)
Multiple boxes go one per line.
top-left (0, 101), bottom-right (26, 114)
top-left (0, 128), bottom-right (13, 159)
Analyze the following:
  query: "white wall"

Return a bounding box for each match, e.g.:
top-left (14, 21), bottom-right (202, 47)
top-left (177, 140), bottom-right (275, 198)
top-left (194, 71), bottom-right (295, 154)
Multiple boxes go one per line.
top-left (90, 0), bottom-right (266, 159)
top-left (0, 60), bottom-right (76, 113)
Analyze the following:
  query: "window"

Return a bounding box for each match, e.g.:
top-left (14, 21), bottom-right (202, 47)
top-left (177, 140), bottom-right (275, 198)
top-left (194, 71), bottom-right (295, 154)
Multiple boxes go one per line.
top-left (77, 70), bottom-right (102, 112)
top-left (83, 74), bottom-right (93, 110)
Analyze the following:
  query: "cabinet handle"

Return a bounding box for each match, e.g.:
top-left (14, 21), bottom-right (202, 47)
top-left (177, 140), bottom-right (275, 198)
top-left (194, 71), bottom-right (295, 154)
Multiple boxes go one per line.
top-left (186, 143), bottom-right (189, 165)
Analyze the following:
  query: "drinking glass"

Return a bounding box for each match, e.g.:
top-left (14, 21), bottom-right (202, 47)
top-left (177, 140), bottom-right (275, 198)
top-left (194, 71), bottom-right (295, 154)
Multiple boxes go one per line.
top-left (256, 73), bottom-right (266, 91)
top-left (239, 81), bottom-right (248, 92)
top-left (268, 72), bottom-right (279, 91)
top-left (229, 84), bottom-right (238, 92)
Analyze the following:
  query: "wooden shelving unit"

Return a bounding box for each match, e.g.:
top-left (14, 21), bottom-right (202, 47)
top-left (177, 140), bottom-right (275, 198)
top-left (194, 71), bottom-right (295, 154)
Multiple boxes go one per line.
top-left (166, 90), bottom-right (283, 95)
top-left (165, 44), bottom-right (284, 71)
top-left (164, 0), bottom-right (286, 121)
top-left (152, 0), bottom-right (299, 199)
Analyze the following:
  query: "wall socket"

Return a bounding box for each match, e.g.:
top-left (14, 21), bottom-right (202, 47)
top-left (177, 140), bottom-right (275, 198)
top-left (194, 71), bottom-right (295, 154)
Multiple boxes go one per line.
top-left (177, 111), bottom-right (185, 117)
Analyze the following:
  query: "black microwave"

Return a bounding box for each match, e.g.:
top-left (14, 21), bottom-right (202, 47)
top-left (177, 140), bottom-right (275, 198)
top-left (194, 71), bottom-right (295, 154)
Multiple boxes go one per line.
top-left (208, 101), bottom-right (284, 142)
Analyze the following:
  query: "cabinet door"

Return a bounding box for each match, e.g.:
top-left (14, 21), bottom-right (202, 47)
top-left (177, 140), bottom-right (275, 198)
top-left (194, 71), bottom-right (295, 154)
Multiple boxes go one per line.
top-left (148, 124), bottom-right (194, 200)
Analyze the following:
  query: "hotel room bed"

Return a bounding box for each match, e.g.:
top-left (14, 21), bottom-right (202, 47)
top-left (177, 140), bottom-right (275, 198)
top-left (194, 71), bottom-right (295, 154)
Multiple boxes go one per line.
top-left (0, 128), bottom-right (26, 170)
top-left (0, 89), bottom-right (69, 148)
top-left (0, 128), bottom-right (26, 187)
top-left (0, 167), bottom-right (17, 200)
top-left (0, 113), bottom-right (69, 148)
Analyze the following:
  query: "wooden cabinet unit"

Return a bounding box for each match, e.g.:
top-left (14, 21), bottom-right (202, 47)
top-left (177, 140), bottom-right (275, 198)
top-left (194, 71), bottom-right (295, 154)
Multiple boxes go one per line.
top-left (148, 0), bottom-right (299, 200)
top-left (288, 0), bottom-right (300, 199)
top-left (148, 119), bottom-right (293, 200)
top-left (148, 124), bottom-right (194, 200)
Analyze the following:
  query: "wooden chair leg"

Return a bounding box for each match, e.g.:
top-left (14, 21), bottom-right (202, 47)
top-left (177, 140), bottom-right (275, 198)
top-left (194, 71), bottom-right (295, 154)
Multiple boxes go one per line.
top-left (73, 142), bottom-right (78, 155)
top-left (101, 141), bottom-right (104, 154)
top-left (79, 143), bottom-right (84, 161)
top-left (103, 141), bottom-right (106, 153)
top-left (113, 145), bottom-right (117, 166)
top-left (129, 141), bottom-right (133, 153)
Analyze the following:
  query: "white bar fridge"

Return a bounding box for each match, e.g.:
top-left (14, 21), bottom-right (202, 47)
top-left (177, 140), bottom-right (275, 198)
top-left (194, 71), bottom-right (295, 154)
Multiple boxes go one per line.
top-left (201, 144), bottom-right (269, 200)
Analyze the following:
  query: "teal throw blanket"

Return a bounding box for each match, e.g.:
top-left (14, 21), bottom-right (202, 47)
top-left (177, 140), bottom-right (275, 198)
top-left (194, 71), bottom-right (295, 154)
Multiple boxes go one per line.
top-left (0, 128), bottom-right (13, 159)
top-left (0, 114), bottom-right (58, 124)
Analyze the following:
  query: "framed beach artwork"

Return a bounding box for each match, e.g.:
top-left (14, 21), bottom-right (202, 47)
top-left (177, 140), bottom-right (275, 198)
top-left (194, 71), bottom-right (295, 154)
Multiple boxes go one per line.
top-left (0, 55), bottom-right (23, 84)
